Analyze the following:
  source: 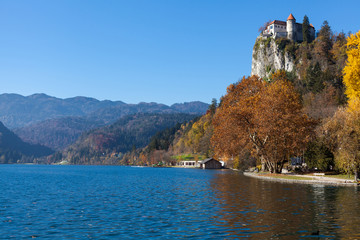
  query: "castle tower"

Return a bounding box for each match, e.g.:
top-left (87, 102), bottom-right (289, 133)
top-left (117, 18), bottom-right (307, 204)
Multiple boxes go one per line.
top-left (286, 13), bottom-right (296, 41)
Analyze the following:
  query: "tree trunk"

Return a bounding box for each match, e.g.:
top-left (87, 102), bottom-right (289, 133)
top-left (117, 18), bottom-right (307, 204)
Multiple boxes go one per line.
top-left (355, 170), bottom-right (359, 182)
top-left (275, 163), bottom-right (282, 174)
top-left (275, 160), bottom-right (285, 174)
top-left (268, 161), bottom-right (275, 173)
top-left (260, 155), bottom-right (267, 172)
top-left (261, 162), bottom-right (266, 171)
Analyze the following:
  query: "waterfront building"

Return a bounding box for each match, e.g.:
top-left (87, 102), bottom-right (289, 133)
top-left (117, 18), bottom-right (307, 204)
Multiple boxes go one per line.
top-left (178, 160), bottom-right (200, 168)
top-left (199, 158), bottom-right (222, 169)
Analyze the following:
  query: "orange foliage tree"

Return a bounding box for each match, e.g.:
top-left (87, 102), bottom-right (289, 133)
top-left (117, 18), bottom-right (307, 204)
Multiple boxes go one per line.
top-left (212, 73), bottom-right (315, 173)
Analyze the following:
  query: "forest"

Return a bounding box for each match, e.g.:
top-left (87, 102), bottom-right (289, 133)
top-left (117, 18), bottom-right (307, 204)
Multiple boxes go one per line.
top-left (50, 113), bottom-right (198, 165)
top-left (0, 122), bottom-right (53, 163)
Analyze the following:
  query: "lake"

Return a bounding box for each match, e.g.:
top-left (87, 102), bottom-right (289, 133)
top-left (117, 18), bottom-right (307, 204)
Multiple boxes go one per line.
top-left (0, 165), bottom-right (359, 239)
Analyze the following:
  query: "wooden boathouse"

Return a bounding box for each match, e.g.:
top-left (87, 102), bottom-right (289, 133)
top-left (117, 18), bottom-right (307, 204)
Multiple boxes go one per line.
top-left (199, 158), bottom-right (222, 169)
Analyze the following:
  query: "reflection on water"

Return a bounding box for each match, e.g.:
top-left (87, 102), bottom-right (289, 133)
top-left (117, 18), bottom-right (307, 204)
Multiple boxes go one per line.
top-left (0, 165), bottom-right (359, 239)
top-left (210, 170), bottom-right (360, 238)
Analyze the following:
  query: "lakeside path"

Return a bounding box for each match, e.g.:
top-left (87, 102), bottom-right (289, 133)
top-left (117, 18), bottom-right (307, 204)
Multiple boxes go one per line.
top-left (243, 172), bottom-right (359, 187)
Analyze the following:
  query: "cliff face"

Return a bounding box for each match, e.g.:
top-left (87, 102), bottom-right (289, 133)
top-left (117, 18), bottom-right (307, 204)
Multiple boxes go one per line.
top-left (251, 37), bottom-right (296, 78)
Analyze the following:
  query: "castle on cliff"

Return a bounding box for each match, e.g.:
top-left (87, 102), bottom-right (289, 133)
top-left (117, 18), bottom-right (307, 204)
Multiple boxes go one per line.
top-left (262, 14), bottom-right (315, 42)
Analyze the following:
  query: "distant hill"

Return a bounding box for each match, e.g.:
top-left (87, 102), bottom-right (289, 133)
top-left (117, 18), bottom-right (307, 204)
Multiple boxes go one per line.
top-left (0, 93), bottom-right (209, 129)
top-left (14, 117), bottom-right (105, 151)
top-left (57, 113), bottom-right (198, 165)
top-left (170, 101), bottom-right (209, 114)
top-left (0, 121), bottom-right (53, 163)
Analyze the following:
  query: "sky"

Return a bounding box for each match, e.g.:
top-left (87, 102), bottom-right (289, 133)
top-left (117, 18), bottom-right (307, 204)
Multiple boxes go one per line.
top-left (0, 0), bottom-right (359, 105)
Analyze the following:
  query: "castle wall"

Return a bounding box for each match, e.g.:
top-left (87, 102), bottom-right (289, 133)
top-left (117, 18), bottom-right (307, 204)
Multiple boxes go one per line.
top-left (295, 23), bottom-right (303, 42)
top-left (273, 24), bottom-right (287, 34)
top-left (309, 27), bottom-right (316, 41)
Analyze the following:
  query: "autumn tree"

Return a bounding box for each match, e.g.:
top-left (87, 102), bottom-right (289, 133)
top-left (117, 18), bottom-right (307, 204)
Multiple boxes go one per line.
top-left (303, 84), bottom-right (338, 120)
top-left (323, 106), bottom-right (360, 180)
top-left (332, 32), bottom-right (347, 71)
top-left (343, 30), bottom-right (360, 108)
top-left (212, 76), bottom-right (264, 165)
top-left (173, 113), bottom-right (214, 157)
top-left (212, 73), bottom-right (315, 173)
top-left (321, 30), bottom-right (360, 180)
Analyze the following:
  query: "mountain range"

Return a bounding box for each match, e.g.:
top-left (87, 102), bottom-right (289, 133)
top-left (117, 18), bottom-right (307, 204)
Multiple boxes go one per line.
top-left (0, 93), bottom-right (208, 151)
top-left (0, 93), bottom-right (208, 129)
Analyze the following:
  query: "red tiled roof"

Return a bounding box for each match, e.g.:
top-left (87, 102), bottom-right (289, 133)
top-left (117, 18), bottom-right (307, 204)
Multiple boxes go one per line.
top-left (287, 13), bottom-right (295, 20)
top-left (268, 20), bottom-right (286, 26)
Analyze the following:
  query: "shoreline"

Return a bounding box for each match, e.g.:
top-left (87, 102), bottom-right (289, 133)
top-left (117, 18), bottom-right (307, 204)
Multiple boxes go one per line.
top-left (242, 171), bottom-right (359, 187)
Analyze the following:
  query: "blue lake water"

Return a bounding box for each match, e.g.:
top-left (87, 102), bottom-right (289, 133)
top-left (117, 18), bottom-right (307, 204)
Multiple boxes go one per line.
top-left (0, 165), bottom-right (360, 239)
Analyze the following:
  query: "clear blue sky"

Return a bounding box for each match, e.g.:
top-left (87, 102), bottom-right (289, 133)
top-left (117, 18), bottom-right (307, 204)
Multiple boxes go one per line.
top-left (1, 0), bottom-right (359, 105)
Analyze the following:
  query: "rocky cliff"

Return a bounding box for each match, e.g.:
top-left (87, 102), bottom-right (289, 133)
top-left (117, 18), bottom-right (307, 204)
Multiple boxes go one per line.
top-left (251, 37), bottom-right (296, 78)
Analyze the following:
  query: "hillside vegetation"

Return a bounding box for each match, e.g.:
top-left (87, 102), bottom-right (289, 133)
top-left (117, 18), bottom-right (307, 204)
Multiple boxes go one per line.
top-left (52, 113), bottom-right (198, 165)
top-left (118, 100), bottom-right (217, 166)
top-left (14, 117), bottom-right (105, 151)
top-left (0, 122), bottom-right (53, 163)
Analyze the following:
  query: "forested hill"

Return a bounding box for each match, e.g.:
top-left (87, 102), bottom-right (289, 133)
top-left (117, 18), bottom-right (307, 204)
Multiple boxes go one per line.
top-left (0, 93), bottom-right (209, 129)
top-left (54, 113), bottom-right (198, 165)
top-left (0, 121), bottom-right (53, 163)
top-left (14, 117), bottom-right (105, 151)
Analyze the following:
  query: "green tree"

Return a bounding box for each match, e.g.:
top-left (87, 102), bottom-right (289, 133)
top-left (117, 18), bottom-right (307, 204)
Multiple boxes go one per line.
top-left (302, 15), bottom-right (310, 43)
top-left (207, 98), bottom-right (218, 115)
top-left (305, 62), bottom-right (324, 93)
top-left (315, 21), bottom-right (333, 61)
top-left (304, 139), bottom-right (334, 171)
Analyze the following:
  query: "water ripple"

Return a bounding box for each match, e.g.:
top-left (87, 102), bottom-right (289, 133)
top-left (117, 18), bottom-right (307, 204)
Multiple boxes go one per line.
top-left (0, 165), bottom-right (359, 239)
